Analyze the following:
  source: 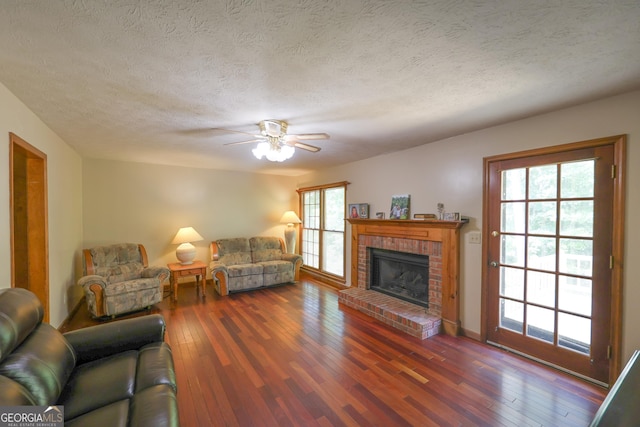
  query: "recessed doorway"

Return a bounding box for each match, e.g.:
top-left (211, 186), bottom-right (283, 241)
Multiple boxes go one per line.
top-left (10, 132), bottom-right (49, 322)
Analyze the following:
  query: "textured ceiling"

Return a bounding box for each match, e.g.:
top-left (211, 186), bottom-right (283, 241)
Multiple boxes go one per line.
top-left (1, 1), bottom-right (639, 176)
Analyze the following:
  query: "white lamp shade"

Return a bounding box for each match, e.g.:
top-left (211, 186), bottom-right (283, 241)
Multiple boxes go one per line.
top-left (280, 211), bottom-right (302, 225)
top-left (172, 227), bottom-right (203, 264)
top-left (172, 227), bottom-right (204, 244)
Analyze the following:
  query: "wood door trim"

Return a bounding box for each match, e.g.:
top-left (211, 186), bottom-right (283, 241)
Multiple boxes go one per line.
top-left (481, 135), bottom-right (626, 384)
top-left (9, 132), bottom-right (49, 323)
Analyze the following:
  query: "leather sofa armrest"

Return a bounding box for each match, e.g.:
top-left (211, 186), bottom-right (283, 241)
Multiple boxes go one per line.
top-left (78, 274), bottom-right (107, 289)
top-left (63, 314), bottom-right (166, 365)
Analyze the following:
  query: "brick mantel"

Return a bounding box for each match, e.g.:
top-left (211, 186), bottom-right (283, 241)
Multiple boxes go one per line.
top-left (347, 219), bottom-right (466, 336)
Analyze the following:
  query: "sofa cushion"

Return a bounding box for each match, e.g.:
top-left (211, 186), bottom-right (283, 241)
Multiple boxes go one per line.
top-left (258, 260), bottom-right (293, 275)
top-left (0, 376), bottom-right (37, 405)
top-left (0, 323), bottom-right (76, 406)
top-left (0, 288), bottom-right (44, 361)
top-left (130, 384), bottom-right (179, 427)
top-left (59, 351), bottom-right (137, 420)
top-left (135, 343), bottom-right (177, 393)
top-left (90, 243), bottom-right (143, 267)
top-left (65, 399), bottom-right (129, 427)
top-left (216, 238), bottom-right (252, 265)
top-left (250, 237), bottom-right (284, 262)
top-left (227, 264), bottom-right (263, 277)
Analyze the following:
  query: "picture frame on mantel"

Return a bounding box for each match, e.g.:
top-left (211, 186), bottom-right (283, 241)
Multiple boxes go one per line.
top-left (389, 194), bottom-right (410, 219)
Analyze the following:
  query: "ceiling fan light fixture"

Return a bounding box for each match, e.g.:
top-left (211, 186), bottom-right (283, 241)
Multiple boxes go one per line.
top-left (252, 141), bottom-right (295, 162)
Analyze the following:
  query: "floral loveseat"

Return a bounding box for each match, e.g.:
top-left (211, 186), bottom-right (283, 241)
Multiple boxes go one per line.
top-left (210, 237), bottom-right (303, 296)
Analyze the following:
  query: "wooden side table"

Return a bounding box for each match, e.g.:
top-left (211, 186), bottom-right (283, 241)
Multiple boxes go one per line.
top-left (167, 260), bottom-right (207, 302)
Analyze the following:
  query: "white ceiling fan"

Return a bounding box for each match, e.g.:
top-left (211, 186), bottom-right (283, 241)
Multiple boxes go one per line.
top-left (218, 120), bottom-right (329, 162)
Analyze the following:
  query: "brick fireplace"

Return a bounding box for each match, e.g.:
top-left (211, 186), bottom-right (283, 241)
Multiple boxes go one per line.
top-left (339, 219), bottom-right (466, 339)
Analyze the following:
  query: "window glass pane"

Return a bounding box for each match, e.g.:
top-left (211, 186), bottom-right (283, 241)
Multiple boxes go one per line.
top-left (526, 305), bottom-right (555, 343)
top-left (500, 267), bottom-right (524, 300)
top-left (500, 235), bottom-right (525, 267)
top-left (527, 236), bottom-right (556, 271)
top-left (302, 229), bottom-right (319, 268)
top-left (560, 201), bottom-right (593, 237)
top-left (502, 168), bottom-right (526, 200)
top-left (558, 276), bottom-right (592, 316)
top-left (501, 202), bottom-right (525, 233)
top-left (529, 165), bottom-right (557, 200)
top-left (558, 313), bottom-right (590, 355)
top-left (322, 231), bottom-right (343, 276)
top-left (528, 201), bottom-right (557, 235)
top-left (561, 160), bottom-right (594, 198)
top-left (500, 298), bottom-right (523, 333)
top-left (526, 270), bottom-right (556, 308)
top-left (324, 187), bottom-right (344, 231)
top-left (559, 239), bottom-right (592, 277)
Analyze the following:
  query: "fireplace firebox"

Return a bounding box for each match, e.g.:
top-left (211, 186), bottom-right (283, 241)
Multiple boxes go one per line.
top-left (368, 247), bottom-right (429, 308)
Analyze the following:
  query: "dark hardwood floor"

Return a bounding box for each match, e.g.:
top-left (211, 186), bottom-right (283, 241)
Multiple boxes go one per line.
top-left (61, 275), bottom-right (606, 426)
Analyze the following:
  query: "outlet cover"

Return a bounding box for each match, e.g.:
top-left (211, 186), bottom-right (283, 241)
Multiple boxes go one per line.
top-left (469, 232), bottom-right (482, 244)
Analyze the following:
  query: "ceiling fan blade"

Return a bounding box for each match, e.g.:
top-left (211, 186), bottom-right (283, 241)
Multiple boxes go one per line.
top-left (291, 141), bottom-right (321, 152)
top-left (285, 133), bottom-right (330, 141)
top-left (223, 138), bottom-right (264, 146)
top-left (211, 128), bottom-right (261, 137)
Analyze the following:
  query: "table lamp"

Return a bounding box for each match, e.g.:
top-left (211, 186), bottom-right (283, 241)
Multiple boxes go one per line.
top-left (280, 211), bottom-right (302, 254)
top-left (172, 226), bottom-right (204, 264)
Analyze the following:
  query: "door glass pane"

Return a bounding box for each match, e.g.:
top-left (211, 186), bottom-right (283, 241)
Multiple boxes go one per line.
top-left (558, 276), bottom-right (592, 316)
top-left (500, 299), bottom-right (523, 333)
top-left (560, 201), bottom-right (593, 237)
top-left (501, 202), bottom-right (525, 233)
top-left (527, 271), bottom-right (556, 307)
top-left (500, 235), bottom-right (525, 267)
top-left (559, 239), bottom-right (593, 276)
top-left (529, 165), bottom-right (557, 200)
top-left (500, 267), bottom-right (524, 300)
top-left (558, 313), bottom-right (590, 355)
top-left (528, 202), bottom-right (557, 235)
top-left (527, 236), bottom-right (556, 271)
top-left (526, 305), bottom-right (555, 343)
top-left (561, 160), bottom-right (594, 198)
top-left (322, 231), bottom-right (343, 276)
top-left (502, 168), bottom-right (526, 200)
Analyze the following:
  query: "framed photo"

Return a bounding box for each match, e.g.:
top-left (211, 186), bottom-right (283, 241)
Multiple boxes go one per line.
top-left (348, 204), bottom-right (360, 219)
top-left (443, 212), bottom-right (460, 221)
top-left (358, 203), bottom-right (369, 219)
top-left (376, 212), bottom-right (385, 219)
top-left (349, 203), bottom-right (369, 219)
top-left (389, 194), bottom-right (410, 219)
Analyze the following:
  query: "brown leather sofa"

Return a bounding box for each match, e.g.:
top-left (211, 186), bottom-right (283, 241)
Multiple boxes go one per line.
top-left (0, 288), bottom-right (179, 426)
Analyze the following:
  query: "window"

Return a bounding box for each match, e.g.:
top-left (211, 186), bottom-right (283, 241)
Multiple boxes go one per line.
top-left (298, 182), bottom-right (347, 280)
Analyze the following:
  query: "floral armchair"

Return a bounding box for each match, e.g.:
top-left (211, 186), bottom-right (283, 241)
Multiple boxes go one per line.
top-left (78, 243), bottom-right (169, 318)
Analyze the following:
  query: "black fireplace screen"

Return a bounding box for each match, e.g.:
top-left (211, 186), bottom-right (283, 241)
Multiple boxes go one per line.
top-left (368, 247), bottom-right (429, 308)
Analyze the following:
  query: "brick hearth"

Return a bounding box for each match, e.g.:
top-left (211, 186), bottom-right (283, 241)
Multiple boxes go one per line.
top-left (339, 287), bottom-right (441, 339)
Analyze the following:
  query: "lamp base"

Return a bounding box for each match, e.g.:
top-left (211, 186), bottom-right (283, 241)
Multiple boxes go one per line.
top-left (176, 242), bottom-right (196, 265)
top-left (284, 225), bottom-right (296, 254)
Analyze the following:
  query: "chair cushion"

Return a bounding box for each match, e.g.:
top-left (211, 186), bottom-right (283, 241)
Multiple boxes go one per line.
top-left (95, 263), bottom-right (145, 284)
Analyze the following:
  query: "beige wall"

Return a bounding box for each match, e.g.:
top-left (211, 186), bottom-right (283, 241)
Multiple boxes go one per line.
top-left (0, 82), bottom-right (83, 327)
top-left (296, 90), bottom-right (640, 365)
top-left (81, 159), bottom-right (299, 272)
